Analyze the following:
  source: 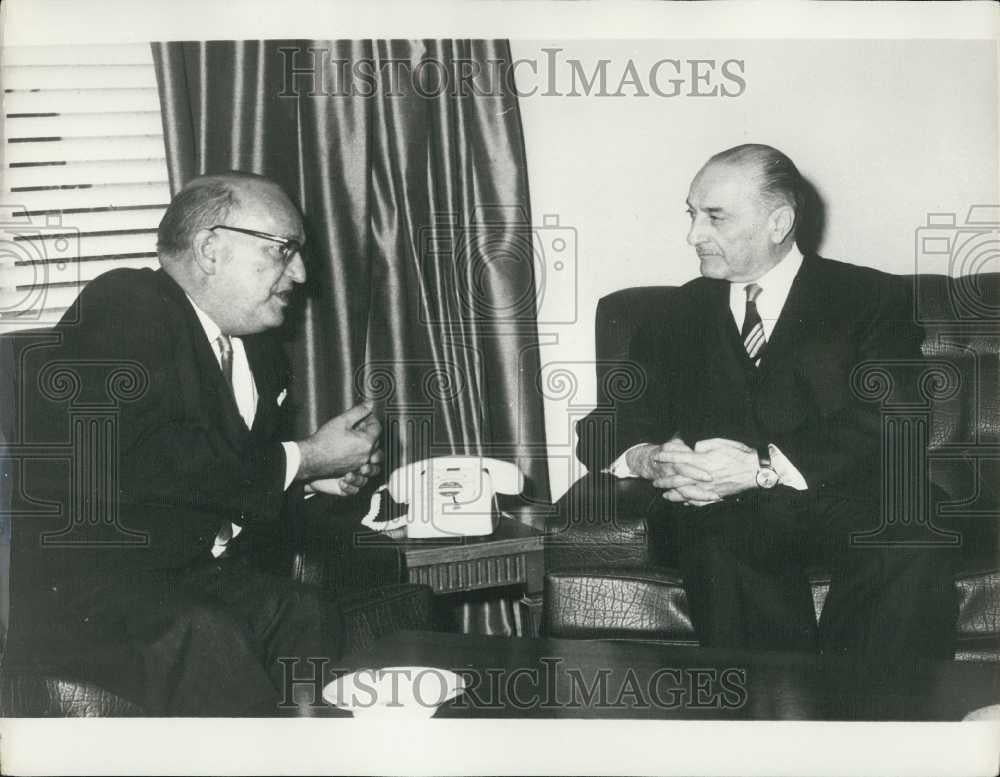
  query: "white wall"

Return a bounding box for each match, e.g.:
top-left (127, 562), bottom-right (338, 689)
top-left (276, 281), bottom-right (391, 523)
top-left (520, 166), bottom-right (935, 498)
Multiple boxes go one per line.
top-left (510, 39), bottom-right (999, 500)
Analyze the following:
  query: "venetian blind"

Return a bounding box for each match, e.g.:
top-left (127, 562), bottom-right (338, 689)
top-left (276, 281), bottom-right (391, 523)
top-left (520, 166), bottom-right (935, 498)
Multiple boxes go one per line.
top-left (0, 43), bottom-right (170, 329)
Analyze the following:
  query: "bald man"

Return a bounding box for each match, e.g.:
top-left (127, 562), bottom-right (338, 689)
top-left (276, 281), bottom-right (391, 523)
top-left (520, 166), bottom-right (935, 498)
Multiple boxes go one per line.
top-left (9, 173), bottom-right (382, 714)
top-left (577, 145), bottom-right (957, 662)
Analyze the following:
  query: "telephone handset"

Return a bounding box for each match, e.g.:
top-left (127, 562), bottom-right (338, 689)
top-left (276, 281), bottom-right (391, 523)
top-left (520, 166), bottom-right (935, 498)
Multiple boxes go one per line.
top-left (384, 456), bottom-right (524, 539)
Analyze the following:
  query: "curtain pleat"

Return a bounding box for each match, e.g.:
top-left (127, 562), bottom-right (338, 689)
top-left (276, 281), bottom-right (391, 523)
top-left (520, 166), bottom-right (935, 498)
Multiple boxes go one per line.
top-left (152, 40), bottom-right (548, 635)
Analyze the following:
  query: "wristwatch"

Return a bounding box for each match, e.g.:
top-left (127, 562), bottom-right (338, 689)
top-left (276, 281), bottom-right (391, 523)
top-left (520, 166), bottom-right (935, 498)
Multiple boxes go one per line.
top-left (755, 444), bottom-right (780, 489)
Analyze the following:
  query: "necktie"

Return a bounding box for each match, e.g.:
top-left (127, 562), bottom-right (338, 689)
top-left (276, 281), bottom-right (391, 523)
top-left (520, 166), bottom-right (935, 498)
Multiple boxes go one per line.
top-left (213, 334), bottom-right (235, 554)
top-left (741, 283), bottom-right (765, 365)
top-left (216, 334), bottom-right (234, 395)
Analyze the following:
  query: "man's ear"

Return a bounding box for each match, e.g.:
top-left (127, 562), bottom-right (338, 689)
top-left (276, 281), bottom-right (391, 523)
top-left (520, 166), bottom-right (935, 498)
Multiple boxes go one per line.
top-left (769, 205), bottom-right (795, 245)
top-left (190, 228), bottom-right (220, 275)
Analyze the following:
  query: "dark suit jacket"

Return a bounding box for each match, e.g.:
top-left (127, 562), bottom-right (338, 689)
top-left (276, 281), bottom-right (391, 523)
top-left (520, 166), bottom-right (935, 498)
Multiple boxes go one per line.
top-left (576, 255), bottom-right (925, 499)
top-left (11, 268), bottom-right (295, 603)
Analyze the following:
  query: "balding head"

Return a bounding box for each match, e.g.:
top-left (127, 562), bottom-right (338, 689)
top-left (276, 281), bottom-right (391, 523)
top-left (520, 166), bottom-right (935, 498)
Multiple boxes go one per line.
top-left (157, 172), bottom-right (306, 334)
top-left (157, 172), bottom-right (293, 263)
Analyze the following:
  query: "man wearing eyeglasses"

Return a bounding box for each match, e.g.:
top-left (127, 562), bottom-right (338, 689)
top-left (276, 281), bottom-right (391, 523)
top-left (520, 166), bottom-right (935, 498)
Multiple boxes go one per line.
top-left (8, 172), bottom-right (382, 715)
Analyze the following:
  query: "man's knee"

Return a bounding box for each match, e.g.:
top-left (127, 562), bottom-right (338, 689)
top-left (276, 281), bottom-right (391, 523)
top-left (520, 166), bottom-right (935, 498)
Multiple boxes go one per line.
top-left (155, 599), bottom-right (254, 654)
top-left (881, 545), bottom-right (958, 599)
top-left (258, 579), bottom-right (321, 627)
top-left (263, 580), bottom-right (344, 662)
top-left (857, 543), bottom-right (956, 577)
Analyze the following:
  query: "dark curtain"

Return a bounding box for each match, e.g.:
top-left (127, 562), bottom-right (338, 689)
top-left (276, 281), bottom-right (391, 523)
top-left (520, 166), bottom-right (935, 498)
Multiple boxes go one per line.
top-left (152, 40), bottom-right (549, 635)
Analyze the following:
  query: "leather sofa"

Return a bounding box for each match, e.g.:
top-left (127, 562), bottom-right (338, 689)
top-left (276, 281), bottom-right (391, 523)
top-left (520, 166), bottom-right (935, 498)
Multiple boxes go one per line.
top-left (0, 330), bottom-right (432, 716)
top-left (544, 272), bottom-right (1000, 661)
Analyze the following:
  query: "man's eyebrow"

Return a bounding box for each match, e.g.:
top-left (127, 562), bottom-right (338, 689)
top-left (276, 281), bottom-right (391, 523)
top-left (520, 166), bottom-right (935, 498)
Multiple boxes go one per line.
top-left (685, 201), bottom-right (726, 215)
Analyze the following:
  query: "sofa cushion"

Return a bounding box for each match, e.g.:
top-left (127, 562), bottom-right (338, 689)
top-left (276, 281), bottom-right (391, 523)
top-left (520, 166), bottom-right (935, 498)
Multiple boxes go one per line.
top-left (955, 565), bottom-right (1000, 644)
top-left (544, 568), bottom-right (694, 643)
top-left (545, 565), bottom-right (1000, 661)
top-left (0, 673), bottom-right (144, 717)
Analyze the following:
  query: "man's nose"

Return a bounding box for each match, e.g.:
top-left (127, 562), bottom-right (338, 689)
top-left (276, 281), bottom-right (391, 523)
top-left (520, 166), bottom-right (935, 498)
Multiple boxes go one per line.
top-left (286, 252), bottom-right (307, 284)
top-left (686, 219), bottom-right (702, 246)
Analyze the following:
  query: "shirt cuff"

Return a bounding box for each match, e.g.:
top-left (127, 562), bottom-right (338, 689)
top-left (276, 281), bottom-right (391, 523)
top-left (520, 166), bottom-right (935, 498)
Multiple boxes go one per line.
top-left (769, 444), bottom-right (808, 490)
top-left (605, 443), bottom-right (650, 479)
top-left (281, 441), bottom-right (301, 491)
top-left (305, 478), bottom-right (342, 497)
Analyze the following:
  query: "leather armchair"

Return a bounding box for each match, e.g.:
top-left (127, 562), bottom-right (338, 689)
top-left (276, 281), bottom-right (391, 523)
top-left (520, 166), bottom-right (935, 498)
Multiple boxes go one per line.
top-left (0, 330), bottom-right (432, 716)
top-left (545, 273), bottom-right (1000, 661)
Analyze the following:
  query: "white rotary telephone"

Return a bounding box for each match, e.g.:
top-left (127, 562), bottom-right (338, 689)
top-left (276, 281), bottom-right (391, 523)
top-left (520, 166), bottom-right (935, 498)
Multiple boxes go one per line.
top-left (375, 456), bottom-right (524, 539)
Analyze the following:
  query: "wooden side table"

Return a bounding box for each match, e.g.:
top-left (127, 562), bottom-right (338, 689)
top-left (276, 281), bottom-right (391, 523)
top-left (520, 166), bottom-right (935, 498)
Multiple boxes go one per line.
top-left (379, 508), bottom-right (551, 635)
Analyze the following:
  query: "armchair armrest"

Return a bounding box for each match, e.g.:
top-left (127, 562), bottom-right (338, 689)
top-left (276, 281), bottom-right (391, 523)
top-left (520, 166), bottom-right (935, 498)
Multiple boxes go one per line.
top-left (547, 473), bottom-right (671, 571)
top-left (543, 567), bottom-right (695, 643)
top-left (0, 672), bottom-right (145, 717)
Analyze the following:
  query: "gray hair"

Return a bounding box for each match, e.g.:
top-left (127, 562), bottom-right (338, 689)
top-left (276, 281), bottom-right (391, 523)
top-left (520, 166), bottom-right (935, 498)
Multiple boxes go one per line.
top-left (156, 172), bottom-right (276, 259)
top-left (709, 144), bottom-right (805, 234)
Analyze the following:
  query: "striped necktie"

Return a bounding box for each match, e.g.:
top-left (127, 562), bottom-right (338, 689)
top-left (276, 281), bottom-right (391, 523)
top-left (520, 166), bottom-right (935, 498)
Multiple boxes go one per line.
top-left (216, 334), bottom-right (234, 395)
top-left (741, 283), bottom-right (765, 366)
top-left (213, 334), bottom-right (235, 554)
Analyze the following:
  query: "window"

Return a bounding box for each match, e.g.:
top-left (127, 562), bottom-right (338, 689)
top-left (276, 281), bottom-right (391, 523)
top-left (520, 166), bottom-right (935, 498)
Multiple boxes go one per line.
top-left (1, 43), bottom-right (170, 329)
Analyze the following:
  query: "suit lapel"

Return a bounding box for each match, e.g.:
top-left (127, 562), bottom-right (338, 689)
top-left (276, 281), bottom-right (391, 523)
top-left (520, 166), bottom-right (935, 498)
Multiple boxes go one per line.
top-left (758, 254), bottom-right (822, 375)
top-left (243, 334), bottom-right (285, 439)
top-left (706, 281), bottom-right (756, 381)
top-left (154, 270), bottom-right (252, 447)
top-left (703, 280), bottom-right (755, 382)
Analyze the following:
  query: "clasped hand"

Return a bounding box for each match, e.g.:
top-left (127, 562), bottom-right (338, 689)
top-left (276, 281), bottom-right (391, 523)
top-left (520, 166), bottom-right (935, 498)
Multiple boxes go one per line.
top-left (298, 401), bottom-right (385, 497)
top-left (635, 437), bottom-right (759, 507)
top-left (307, 448), bottom-right (384, 497)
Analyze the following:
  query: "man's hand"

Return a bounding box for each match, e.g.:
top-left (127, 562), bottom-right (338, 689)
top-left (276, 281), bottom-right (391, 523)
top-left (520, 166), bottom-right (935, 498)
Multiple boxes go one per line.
top-left (296, 401), bottom-right (382, 481)
top-left (306, 449), bottom-right (385, 497)
top-left (628, 438), bottom-right (720, 506)
top-left (654, 438), bottom-right (758, 504)
top-left (626, 439), bottom-right (705, 482)
top-left (625, 443), bottom-right (663, 481)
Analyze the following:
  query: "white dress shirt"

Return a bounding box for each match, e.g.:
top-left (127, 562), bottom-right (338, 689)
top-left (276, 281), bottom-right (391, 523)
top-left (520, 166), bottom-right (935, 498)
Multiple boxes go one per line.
top-left (609, 246), bottom-right (808, 490)
top-left (185, 295), bottom-right (301, 556)
top-left (728, 244), bottom-right (802, 339)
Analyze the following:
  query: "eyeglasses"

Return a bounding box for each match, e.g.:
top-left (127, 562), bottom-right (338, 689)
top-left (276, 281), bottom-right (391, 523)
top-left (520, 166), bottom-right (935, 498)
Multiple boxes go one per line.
top-left (208, 225), bottom-right (304, 265)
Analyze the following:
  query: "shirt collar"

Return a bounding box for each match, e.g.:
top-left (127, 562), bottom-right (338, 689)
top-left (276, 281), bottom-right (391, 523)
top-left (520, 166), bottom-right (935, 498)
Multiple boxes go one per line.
top-left (730, 244), bottom-right (804, 308)
top-left (756, 244), bottom-right (803, 294)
